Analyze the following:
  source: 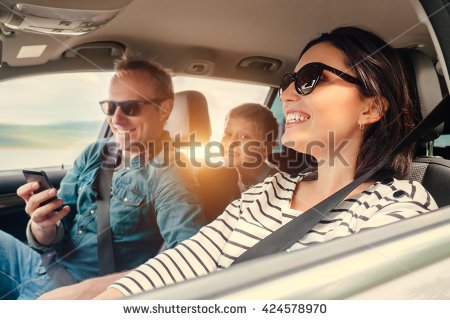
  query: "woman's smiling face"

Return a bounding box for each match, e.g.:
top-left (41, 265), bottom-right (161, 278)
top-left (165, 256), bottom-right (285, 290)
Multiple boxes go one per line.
top-left (280, 41), bottom-right (370, 161)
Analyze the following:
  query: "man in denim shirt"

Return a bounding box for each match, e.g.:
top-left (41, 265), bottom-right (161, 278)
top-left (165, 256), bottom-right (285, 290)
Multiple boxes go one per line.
top-left (0, 58), bottom-right (206, 299)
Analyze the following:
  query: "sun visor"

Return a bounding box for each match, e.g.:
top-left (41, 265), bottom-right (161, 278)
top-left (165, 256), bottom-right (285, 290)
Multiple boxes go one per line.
top-left (0, 1), bottom-right (133, 36)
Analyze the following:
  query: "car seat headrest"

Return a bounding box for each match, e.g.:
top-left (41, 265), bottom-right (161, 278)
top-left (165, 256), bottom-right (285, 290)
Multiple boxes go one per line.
top-left (165, 90), bottom-right (211, 143)
top-left (398, 48), bottom-right (444, 142)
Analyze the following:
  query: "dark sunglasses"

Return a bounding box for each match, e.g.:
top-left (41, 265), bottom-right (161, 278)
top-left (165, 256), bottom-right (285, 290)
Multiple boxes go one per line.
top-left (99, 99), bottom-right (164, 116)
top-left (279, 62), bottom-right (364, 96)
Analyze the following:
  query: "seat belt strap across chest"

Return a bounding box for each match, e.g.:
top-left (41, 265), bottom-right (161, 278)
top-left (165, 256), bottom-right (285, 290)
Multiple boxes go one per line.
top-left (232, 95), bottom-right (449, 265)
top-left (39, 143), bottom-right (121, 285)
top-left (96, 143), bottom-right (121, 276)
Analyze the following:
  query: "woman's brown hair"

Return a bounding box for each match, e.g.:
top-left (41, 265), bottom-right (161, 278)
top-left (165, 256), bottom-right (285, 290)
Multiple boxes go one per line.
top-left (300, 26), bottom-right (421, 180)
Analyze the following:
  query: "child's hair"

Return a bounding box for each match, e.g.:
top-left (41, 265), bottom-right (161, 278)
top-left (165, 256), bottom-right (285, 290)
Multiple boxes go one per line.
top-left (228, 103), bottom-right (279, 143)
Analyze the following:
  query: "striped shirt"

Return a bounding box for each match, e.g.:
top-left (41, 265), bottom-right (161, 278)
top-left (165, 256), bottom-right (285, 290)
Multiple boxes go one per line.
top-left (110, 171), bottom-right (438, 296)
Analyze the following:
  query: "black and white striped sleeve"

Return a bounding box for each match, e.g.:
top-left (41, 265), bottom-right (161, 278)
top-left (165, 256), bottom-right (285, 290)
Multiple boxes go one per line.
top-left (109, 198), bottom-right (243, 296)
top-left (361, 180), bottom-right (438, 230)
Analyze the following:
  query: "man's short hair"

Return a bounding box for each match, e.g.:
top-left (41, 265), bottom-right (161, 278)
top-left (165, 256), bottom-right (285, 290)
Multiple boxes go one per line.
top-left (228, 103), bottom-right (279, 142)
top-left (114, 57), bottom-right (174, 100)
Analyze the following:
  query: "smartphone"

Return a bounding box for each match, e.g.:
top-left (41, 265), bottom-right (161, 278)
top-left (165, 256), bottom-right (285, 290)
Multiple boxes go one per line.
top-left (22, 170), bottom-right (62, 209)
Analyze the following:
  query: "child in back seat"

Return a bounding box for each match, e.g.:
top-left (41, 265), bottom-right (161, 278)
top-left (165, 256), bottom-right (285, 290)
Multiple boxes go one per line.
top-left (197, 103), bottom-right (280, 222)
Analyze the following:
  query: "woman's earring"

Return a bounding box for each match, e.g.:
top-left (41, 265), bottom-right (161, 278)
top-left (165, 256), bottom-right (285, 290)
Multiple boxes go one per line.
top-left (359, 124), bottom-right (365, 131)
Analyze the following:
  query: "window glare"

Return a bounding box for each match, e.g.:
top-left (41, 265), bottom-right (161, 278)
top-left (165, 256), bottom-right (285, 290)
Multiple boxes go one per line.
top-left (1, 73), bottom-right (112, 125)
top-left (0, 72), bottom-right (113, 171)
top-left (0, 73), bottom-right (270, 171)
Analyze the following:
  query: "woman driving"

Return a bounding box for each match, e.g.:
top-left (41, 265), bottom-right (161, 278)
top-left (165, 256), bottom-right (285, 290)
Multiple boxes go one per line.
top-left (41, 26), bottom-right (438, 300)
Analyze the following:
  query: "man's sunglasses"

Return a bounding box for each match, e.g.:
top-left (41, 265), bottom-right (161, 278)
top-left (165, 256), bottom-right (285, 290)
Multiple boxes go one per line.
top-left (99, 99), bottom-right (164, 116)
top-left (279, 62), bottom-right (364, 96)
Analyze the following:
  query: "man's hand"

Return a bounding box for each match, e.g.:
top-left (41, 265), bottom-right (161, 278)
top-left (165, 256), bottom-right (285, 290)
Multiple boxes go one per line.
top-left (39, 271), bottom-right (129, 300)
top-left (17, 182), bottom-right (70, 245)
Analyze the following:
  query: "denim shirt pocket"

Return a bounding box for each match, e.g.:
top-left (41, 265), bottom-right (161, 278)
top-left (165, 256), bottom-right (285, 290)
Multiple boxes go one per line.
top-left (110, 182), bottom-right (146, 235)
top-left (76, 171), bottom-right (99, 216)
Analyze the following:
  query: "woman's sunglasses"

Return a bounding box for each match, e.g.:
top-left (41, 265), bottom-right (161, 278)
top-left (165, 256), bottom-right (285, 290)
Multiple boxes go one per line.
top-left (279, 62), bottom-right (364, 96)
top-left (99, 99), bottom-right (164, 116)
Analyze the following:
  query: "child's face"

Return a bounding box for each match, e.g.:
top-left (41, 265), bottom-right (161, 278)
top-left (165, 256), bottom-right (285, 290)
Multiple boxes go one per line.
top-left (221, 116), bottom-right (269, 169)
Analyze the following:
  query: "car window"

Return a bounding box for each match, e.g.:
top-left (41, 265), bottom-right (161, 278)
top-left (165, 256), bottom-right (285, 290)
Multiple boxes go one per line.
top-left (0, 74), bottom-right (271, 172)
top-left (172, 76), bottom-right (270, 141)
top-left (434, 134), bottom-right (450, 148)
top-left (270, 94), bottom-right (285, 153)
top-left (0, 72), bottom-right (113, 171)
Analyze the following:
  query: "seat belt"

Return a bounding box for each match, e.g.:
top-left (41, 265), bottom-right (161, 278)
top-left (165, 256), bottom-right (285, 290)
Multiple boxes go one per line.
top-left (96, 142), bottom-right (121, 276)
top-left (40, 250), bottom-right (77, 287)
top-left (40, 142), bottom-right (121, 286)
top-left (233, 95), bottom-right (450, 265)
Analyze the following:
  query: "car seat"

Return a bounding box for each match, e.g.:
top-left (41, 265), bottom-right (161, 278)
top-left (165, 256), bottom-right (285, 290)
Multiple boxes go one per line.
top-left (166, 90), bottom-right (240, 222)
top-left (399, 48), bottom-right (450, 208)
top-left (166, 90), bottom-right (211, 143)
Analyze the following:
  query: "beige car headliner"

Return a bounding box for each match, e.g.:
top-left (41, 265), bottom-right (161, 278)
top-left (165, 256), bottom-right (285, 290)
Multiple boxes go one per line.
top-left (0, 0), bottom-right (434, 86)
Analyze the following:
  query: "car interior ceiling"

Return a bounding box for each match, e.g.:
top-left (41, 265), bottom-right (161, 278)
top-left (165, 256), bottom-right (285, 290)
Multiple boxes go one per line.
top-left (0, 0), bottom-right (439, 83)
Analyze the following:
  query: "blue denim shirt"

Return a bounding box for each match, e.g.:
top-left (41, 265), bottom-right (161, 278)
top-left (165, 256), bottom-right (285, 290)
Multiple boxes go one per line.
top-left (35, 138), bottom-right (206, 281)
